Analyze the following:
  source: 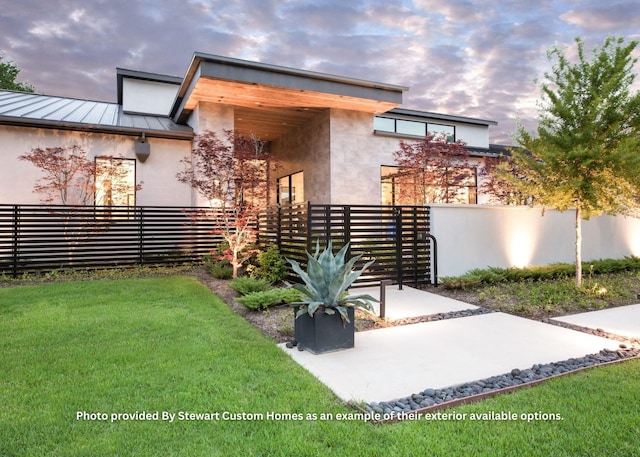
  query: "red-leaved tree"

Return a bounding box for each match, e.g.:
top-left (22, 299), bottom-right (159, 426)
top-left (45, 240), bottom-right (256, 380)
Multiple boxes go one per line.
top-left (478, 154), bottom-right (533, 205)
top-left (19, 146), bottom-right (142, 262)
top-left (176, 130), bottom-right (274, 278)
top-left (392, 134), bottom-right (474, 205)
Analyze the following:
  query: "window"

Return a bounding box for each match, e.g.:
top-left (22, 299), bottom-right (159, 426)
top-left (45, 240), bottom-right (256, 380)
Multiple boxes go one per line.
top-left (95, 157), bottom-right (136, 206)
top-left (278, 171), bottom-right (304, 204)
top-left (381, 165), bottom-right (477, 205)
top-left (428, 123), bottom-right (455, 143)
top-left (373, 116), bottom-right (395, 132)
top-left (396, 120), bottom-right (426, 136)
top-left (374, 116), bottom-right (456, 142)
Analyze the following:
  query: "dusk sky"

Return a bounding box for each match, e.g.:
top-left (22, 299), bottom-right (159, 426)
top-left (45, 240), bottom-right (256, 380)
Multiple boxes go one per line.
top-left (2, 0), bottom-right (639, 144)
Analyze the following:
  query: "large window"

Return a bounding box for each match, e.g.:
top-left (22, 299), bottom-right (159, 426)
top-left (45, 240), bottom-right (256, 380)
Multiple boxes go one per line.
top-left (278, 171), bottom-right (304, 204)
top-left (95, 157), bottom-right (136, 206)
top-left (381, 165), bottom-right (477, 205)
top-left (374, 116), bottom-right (455, 142)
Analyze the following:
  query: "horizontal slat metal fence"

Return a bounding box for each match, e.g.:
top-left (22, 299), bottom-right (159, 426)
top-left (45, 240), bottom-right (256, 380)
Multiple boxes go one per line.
top-left (0, 205), bottom-right (225, 277)
top-left (258, 203), bottom-right (436, 287)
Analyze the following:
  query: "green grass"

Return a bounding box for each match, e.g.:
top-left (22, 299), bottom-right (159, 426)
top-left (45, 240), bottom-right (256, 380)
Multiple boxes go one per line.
top-left (1, 277), bottom-right (639, 456)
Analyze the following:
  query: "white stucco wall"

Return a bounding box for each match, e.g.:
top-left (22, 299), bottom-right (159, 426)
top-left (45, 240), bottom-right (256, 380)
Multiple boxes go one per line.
top-left (0, 125), bottom-right (192, 206)
top-left (454, 123), bottom-right (490, 148)
top-left (430, 204), bottom-right (640, 277)
top-left (122, 78), bottom-right (179, 115)
top-left (187, 101), bottom-right (234, 134)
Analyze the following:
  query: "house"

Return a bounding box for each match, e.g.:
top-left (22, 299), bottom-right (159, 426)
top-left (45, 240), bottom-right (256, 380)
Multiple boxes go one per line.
top-left (3, 52), bottom-right (640, 279)
top-left (0, 52), bottom-right (500, 208)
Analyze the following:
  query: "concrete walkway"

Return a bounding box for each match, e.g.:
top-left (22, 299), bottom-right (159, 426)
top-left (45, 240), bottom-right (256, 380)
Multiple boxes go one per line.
top-left (555, 304), bottom-right (640, 340)
top-left (278, 286), bottom-right (636, 404)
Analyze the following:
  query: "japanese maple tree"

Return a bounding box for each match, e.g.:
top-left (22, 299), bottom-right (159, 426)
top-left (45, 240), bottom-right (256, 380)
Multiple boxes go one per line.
top-left (478, 154), bottom-right (532, 206)
top-left (392, 133), bottom-right (473, 205)
top-left (19, 145), bottom-right (141, 262)
top-left (176, 130), bottom-right (275, 278)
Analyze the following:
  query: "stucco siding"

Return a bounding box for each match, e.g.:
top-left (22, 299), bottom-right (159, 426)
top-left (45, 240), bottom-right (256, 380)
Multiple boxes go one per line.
top-left (431, 205), bottom-right (640, 277)
top-left (0, 125), bottom-right (192, 206)
top-left (122, 78), bottom-right (179, 116)
top-left (454, 123), bottom-right (489, 148)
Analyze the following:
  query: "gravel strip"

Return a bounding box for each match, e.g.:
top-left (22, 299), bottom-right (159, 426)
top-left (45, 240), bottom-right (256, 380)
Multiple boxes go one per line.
top-left (381, 307), bottom-right (495, 327)
top-left (542, 317), bottom-right (640, 346)
top-left (365, 346), bottom-right (640, 416)
top-left (366, 311), bottom-right (640, 416)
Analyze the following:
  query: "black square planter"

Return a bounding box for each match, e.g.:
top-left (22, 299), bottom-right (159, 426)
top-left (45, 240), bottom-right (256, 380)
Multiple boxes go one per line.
top-left (294, 307), bottom-right (355, 354)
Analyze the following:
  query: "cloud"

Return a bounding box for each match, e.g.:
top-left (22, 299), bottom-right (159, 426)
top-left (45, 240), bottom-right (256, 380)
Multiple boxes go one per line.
top-left (561, 2), bottom-right (640, 31)
top-left (2, 0), bottom-right (639, 145)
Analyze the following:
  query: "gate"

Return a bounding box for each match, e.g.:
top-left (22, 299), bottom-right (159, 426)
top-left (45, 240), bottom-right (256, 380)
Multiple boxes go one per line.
top-left (257, 203), bottom-right (437, 287)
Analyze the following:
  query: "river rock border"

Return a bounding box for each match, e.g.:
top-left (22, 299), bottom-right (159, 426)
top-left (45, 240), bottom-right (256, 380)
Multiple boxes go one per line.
top-left (542, 317), bottom-right (640, 346)
top-left (380, 307), bottom-right (495, 327)
top-left (365, 346), bottom-right (640, 420)
top-left (362, 307), bottom-right (640, 420)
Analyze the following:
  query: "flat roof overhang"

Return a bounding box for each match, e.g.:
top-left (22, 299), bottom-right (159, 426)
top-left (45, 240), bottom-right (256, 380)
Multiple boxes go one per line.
top-left (172, 53), bottom-right (407, 141)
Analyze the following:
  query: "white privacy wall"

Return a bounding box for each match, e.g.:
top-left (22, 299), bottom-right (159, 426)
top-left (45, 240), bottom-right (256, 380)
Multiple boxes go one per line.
top-left (430, 204), bottom-right (640, 277)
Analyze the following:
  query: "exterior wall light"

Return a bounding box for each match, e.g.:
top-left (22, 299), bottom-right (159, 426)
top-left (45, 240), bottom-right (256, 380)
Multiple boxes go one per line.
top-left (135, 132), bottom-right (150, 162)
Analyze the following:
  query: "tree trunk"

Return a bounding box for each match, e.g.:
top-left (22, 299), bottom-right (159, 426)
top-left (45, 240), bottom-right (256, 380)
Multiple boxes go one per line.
top-left (575, 207), bottom-right (582, 287)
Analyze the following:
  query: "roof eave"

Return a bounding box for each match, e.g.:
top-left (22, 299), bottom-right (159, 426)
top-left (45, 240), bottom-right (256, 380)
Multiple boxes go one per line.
top-left (0, 115), bottom-right (194, 140)
top-left (385, 108), bottom-right (498, 127)
top-left (170, 53), bottom-right (408, 122)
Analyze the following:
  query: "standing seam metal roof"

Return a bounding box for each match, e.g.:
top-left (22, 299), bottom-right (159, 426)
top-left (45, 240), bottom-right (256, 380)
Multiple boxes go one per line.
top-left (0, 90), bottom-right (193, 139)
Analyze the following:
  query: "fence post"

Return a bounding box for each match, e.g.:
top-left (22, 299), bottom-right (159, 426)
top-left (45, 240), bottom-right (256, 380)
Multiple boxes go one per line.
top-left (344, 205), bottom-right (351, 258)
top-left (324, 205), bottom-right (331, 248)
top-left (306, 201), bottom-right (312, 253)
top-left (395, 206), bottom-right (403, 290)
top-left (411, 207), bottom-right (419, 286)
top-left (276, 205), bottom-right (282, 250)
top-left (12, 205), bottom-right (19, 279)
top-left (137, 207), bottom-right (144, 265)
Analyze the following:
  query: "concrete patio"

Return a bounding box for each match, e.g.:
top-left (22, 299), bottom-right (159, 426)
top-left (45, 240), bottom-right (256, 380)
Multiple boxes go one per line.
top-left (278, 285), bottom-right (638, 404)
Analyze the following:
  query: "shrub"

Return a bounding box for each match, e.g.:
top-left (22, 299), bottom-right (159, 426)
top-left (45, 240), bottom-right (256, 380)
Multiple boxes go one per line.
top-left (250, 245), bottom-right (289, 284)
top-left (440, 276), bottom-right (482, 290)
top-left (235, 288), bottom-right (303, 310)
top-left (229, 276), bottom-right (271, 295)
top-left (203, 255), bottom-right (233, 279)
top-left (441, 256), bottom-right (640, 290)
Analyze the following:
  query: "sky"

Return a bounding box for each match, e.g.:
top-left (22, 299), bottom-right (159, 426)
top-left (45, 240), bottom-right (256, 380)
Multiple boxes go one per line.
top-left (2, 0), bottom-right (640, 144)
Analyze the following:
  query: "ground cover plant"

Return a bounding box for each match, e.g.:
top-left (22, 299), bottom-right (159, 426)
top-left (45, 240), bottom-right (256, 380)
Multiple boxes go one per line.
top-left (435, 258), bottom-right (640, 319)
top-left (1, 276), bottom-right (640, 456)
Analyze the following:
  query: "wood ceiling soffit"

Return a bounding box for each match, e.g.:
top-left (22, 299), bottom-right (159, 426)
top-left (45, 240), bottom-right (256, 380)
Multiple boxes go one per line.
top-left (185, 79), bottom-right (397, 113)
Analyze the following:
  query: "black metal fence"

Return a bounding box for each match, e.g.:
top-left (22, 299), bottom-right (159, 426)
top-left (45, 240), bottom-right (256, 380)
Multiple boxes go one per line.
top-left (258, 203), bottom-right (436, 287)
top-left (2, 203), bottom-right (437, 286)
top-left (0, 205), bottom-right (225, 277)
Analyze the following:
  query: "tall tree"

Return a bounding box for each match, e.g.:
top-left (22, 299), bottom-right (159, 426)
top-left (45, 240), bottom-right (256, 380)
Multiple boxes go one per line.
top-left (392, 133), bottom-right (473, 205)
top-left (0, 54), bottom-right (34, 92)
top-left (176, 130), bottom-right (274, 278)
top-left (498, 36), bottom-right (640, 286)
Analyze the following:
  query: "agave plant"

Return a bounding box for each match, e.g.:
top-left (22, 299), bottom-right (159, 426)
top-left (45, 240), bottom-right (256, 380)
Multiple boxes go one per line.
top-left (287, 241), bottom-right (378, 324)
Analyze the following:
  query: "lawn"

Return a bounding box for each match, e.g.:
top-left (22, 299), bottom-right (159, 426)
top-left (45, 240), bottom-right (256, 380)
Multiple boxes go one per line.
top-left (1, 277), bottom-right (639, 456)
